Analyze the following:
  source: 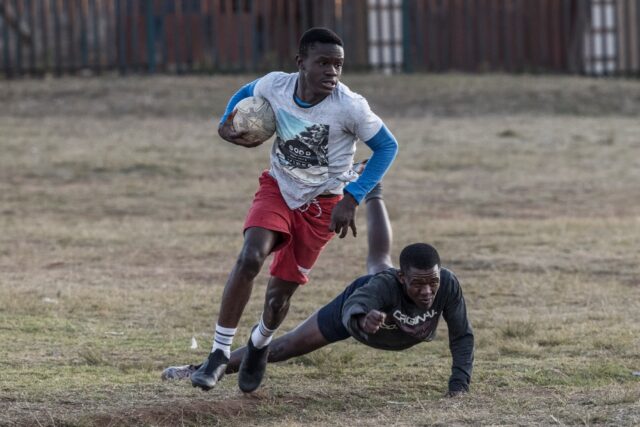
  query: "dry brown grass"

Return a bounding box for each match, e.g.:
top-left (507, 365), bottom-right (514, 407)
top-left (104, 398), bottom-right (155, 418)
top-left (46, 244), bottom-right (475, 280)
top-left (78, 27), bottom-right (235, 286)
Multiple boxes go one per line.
top-left (1, 74), bottom-right (639, 426)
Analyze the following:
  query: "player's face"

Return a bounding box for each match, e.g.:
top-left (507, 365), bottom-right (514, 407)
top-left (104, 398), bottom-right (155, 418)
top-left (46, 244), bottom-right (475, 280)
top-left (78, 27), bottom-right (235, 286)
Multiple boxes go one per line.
top-left (297, 42), bottom-right (344, 100)
top-left (399, 265), bottom-right (441, 309)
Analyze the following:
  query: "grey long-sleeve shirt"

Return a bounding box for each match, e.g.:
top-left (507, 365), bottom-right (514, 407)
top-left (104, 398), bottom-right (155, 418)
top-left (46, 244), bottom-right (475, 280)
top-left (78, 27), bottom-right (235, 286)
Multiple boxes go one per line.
top-left (342, 268), bottom-right (474, 392)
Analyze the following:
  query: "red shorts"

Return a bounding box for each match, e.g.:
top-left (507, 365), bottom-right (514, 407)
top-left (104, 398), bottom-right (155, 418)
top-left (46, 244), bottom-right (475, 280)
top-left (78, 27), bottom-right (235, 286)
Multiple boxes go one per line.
top-left (244, 171), bottom-right (342, 284)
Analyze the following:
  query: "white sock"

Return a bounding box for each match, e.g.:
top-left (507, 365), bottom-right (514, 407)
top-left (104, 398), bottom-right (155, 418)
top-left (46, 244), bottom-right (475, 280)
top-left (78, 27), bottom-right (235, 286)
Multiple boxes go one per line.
top-left (250, 315), bottom-right (276, 349)
top-left (212, 324), bottom-right (236, 359)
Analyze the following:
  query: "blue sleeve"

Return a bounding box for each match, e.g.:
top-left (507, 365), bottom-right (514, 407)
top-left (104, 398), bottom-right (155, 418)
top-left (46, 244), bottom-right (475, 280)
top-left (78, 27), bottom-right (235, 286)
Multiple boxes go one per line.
top-left (344, 125), bottom-right (398, 204)
top-left (219, 79), bottom-right (259, 124)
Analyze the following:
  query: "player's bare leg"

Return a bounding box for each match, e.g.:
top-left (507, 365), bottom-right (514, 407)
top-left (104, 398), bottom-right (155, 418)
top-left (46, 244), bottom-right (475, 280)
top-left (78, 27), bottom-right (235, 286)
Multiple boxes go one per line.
top-left (218, 227), bottom-right (282, 327)
top-left (365, 185), bottom-right (394, 275)
top-left (238, 276), bottom-right (299, 392)
top-left (162, 311), bottom-right (333, 380)
top-left (226, 311), bottom-right (329, 373)
top-left (261, 277), bottom-right (300, 329)
top-left (191, 226), bottom-right (281, 391)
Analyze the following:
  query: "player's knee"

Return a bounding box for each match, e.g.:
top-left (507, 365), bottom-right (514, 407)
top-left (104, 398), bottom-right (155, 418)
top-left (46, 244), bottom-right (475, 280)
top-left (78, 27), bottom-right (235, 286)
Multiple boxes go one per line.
top-left (236, 246), bottom-right (267, 277)
top-left (367, 256), bottom-right (393, 275)
top-left (265, 291), bottom-right (292, 315)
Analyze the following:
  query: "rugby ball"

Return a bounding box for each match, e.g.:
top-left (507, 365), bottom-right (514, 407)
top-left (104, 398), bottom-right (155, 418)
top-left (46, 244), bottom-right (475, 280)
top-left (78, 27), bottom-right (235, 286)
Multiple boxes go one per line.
top-left (232, 96), bottom-right (276, 145)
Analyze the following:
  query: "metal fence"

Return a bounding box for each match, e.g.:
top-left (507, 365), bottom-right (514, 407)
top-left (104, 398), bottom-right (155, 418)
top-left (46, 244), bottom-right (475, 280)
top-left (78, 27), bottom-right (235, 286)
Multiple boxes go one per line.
top-left (373, 0), bottom-right (640, 75)
top-left (1, 0), bottom-right (639, 78)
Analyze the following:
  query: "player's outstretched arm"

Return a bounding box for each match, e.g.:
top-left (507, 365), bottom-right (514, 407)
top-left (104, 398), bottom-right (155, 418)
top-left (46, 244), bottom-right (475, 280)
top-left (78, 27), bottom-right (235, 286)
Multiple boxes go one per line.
top-left (332, 125), bottom-right (398, 240)
top-left (356, 309), bottom-right (386, 334)
top-left (343, 125), bottom-right (398, 206)
top-left (442, 274), bottom-right (474, 396)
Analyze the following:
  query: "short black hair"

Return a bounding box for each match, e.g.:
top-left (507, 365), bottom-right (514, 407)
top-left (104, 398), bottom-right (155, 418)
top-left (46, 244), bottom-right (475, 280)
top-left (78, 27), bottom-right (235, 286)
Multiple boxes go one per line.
top-left (298, 27), bottom-right (343, 57)
top-left (399, 243), bottom-right (441, 272)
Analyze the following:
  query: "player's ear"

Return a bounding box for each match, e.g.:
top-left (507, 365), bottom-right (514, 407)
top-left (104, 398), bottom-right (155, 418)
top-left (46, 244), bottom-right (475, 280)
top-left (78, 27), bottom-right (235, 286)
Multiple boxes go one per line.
top-left (296, 54), bottom-right (304, 69)
top-left (397, 270), bottom-right (406, 285)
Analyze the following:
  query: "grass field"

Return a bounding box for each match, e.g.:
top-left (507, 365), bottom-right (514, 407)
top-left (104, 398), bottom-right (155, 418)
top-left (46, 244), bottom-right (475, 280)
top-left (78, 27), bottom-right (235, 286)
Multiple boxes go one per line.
top-left (1, 74), bottom-right (639, 426)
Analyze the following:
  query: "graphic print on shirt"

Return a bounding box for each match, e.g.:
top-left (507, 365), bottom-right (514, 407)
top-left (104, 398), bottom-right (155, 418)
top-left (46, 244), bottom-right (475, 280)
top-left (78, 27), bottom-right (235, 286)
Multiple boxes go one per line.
top-left (274, 109), bottom-right (329, 184)
top-left (391, 309), bottom-right (440, 340)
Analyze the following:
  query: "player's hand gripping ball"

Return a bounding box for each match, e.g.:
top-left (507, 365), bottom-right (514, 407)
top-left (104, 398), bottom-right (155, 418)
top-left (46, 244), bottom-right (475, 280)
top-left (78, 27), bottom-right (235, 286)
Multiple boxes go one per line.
top-left (232, 96), bottom-right (276, 145)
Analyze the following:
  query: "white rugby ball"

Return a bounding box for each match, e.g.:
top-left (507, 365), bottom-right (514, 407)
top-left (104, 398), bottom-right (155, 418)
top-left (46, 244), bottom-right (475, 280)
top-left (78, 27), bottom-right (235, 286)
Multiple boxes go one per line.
top-left (232, 96), bottom-right (276, 145)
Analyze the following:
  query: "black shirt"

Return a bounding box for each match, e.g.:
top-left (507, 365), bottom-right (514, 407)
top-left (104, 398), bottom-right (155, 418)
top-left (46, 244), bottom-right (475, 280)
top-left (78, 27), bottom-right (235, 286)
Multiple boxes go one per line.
top-left (341, 268), bottom-right (474, 392)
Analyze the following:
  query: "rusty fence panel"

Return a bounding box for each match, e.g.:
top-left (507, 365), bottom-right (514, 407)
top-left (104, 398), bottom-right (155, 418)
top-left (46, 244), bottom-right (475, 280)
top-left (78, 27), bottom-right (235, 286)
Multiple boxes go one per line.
top-left (401, 0), bottom-right (639, 75)
top-left (1, 0), bottom-right (639, 78)
top-left (403, 0), bottom-right (581, 73)
top-left (0, 0), bottom-right (371, 77)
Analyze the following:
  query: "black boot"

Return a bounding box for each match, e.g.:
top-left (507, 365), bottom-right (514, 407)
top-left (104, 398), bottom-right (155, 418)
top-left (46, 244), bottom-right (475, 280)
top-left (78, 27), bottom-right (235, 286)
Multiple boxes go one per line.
top-left (191, 349), bottom-right (229, 391)
top-left (238, 334), bottom-right (270, 393)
